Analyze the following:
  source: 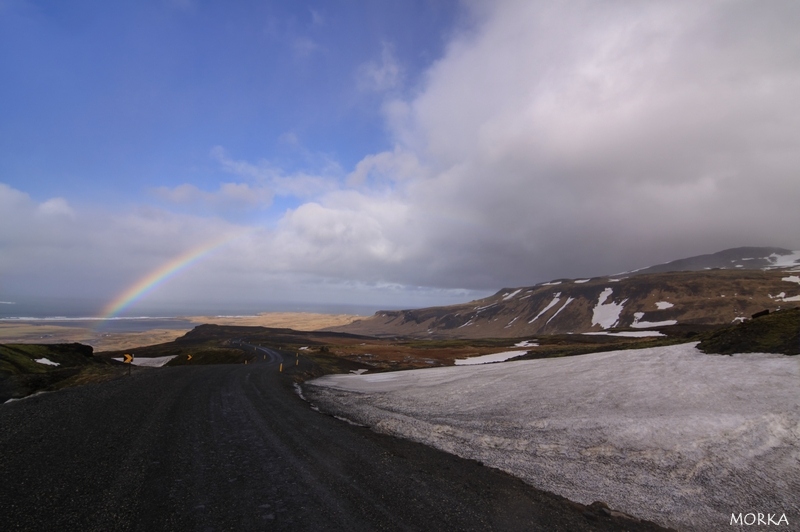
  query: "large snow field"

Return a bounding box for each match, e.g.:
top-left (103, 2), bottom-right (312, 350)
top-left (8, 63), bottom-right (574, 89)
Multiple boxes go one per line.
top-left (306, 344), bottom-right (800, 530)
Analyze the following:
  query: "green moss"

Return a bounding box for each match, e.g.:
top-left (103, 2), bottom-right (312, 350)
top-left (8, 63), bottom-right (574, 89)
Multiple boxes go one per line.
top-left (0, 343), bottom-right (95, 376)
top-left (0, 343), bottom-right (116, 402)
top-left (698, 308), bottom-right (800, 355)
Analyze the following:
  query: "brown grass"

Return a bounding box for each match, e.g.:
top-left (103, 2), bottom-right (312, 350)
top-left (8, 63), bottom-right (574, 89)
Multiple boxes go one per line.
top-left (185, 312), bottom-right (362, 330)
top-left (297, 341), bottom-right (531, 372)
top-left (0, 324), bottom-right (191, 352)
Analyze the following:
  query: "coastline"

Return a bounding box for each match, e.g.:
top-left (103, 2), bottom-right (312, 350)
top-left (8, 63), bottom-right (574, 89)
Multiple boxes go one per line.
top-left (0, 312), bottom-right (362, 352)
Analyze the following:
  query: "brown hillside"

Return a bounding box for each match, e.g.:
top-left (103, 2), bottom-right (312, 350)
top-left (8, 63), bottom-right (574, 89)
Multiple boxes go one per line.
top-left (328, 269), bottom-right (800, 338)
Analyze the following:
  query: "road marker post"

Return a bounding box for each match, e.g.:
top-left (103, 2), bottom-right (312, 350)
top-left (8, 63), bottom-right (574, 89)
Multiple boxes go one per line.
top-left (279, 363), bottom-right (283, 372)
top-left (123, 353), bottom-right (134, 375)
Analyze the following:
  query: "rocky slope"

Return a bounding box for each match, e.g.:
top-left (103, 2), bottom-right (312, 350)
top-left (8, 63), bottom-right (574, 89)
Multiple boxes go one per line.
top-left (329, 248), bottom-right (800, 338)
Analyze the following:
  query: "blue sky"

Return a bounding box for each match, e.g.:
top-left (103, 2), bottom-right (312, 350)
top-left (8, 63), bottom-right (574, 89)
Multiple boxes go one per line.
top-left (2, 1), bottom-right (800, 316)
top-left (1, 1), bottom-right (457, 207)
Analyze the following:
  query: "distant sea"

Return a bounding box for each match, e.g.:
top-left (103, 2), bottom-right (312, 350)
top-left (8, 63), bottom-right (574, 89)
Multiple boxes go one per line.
top-left (0, 296), bottom-right (383, 332)
top-left (0, 317), bottom-right (197, 333)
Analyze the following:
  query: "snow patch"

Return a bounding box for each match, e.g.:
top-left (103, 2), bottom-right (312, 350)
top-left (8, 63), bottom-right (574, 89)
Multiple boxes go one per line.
top-left (782, 275), bottom-right (800, 285)
top-left (34, 358), bottom-right (60, 366)
top-left (454, 350), bottom-right (527, 365)
top-left (502, 289), bottom-right (522, 300)
top-left (112, 355), bottom-right (177, 367)
top-left (655, 301), bottom-right (674, 309)
top-left (574, 279), bottom-right (590, 284)
top-left (293, 383), bottom-right (307, 401)
top-left (546, 297), bottom-right (574, 325)
top-left (528, 293), bottom-right (561, 323)
top-left (767, 250), bottom-right (800, 268)
top-left (541, 281), bottom-right (561, 286)
top-left (504, 316), bottom-right (519, 328)
top-left (583, 331), bottom-right (664, 338)
top-left (591, 288), bottom-right (626, 329)
top-left (631, 312), bottom-right (677, 328)
top-left (770, 292), bottom-right (800, 302)
top-left (514, 340), bottom-right (538, 348)
top-left (4, 390), bottom-right (50, 403)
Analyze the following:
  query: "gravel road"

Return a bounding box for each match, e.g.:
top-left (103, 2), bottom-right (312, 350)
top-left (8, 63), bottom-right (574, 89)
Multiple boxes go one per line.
top-left (0, 347), bottom-right (668, 531)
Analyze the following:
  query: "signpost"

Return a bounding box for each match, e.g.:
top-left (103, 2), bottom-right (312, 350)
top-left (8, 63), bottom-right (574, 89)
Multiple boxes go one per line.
top-left (123, 353), bottom-right (134, 375)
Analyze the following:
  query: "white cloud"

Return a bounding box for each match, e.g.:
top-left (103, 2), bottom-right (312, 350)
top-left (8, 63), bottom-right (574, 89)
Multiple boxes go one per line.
top-left (0, 181), bottom-right (254, 302)
top-left (36, 197), bottom-right (75, 218)
top-left (357, 42), bottom-right (403, 92)
top-left (211, 145), bottom-right (339, 199)
top-left (154, 146), bottom-right (343, 211)
top-left (346, 146), bottom-right (425, 186)
top-left (210, 145), bottom-right (273, 180)
top-left (6, 1), bottom-right (800, 312)
top-left (271, 192), bottom-right (411, 276)
top-left (336, 0), bottom-right (800, 285)
top-left (190, 0), bottom-right (800, 294)
top-left (153, 182), bottom-right (273, 209)
top-left (0, 181), bottom-right (480, 311)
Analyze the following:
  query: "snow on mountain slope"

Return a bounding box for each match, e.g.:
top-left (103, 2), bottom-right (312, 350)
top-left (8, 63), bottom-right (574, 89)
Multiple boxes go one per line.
top-left (306, 343), bottom-right (800, 531)
top-left (329, 248), bottom-right (800, 338)
top-left (624, 246), bottom-right (800, 276)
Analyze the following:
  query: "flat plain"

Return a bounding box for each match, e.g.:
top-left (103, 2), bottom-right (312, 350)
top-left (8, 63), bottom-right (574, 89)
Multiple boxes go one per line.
top-left (0, 312), bottom-right (361, 351)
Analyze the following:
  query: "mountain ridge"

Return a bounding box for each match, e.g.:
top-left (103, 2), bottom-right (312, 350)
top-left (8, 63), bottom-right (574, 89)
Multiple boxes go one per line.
top-left (328, 247), bottom-right (800, 338)
top-left (621, 246), bottom-right (800, 276)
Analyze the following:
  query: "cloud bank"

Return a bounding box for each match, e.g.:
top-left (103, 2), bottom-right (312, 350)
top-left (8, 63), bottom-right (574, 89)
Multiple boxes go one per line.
top-left (3, 0), bottom-right (800, 312)
top-left (258, 0), bottom-right (800, 291)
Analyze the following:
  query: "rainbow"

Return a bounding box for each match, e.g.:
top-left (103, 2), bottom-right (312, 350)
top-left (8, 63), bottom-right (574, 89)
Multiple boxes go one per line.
top-left (100, 234), bottom-right (238, 319)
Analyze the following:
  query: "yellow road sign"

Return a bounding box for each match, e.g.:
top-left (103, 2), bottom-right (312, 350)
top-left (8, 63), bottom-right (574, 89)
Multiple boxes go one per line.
top-left (123, 354), bottom-right (134, 364)
top-left (187, 354), bottom-right (192, 361)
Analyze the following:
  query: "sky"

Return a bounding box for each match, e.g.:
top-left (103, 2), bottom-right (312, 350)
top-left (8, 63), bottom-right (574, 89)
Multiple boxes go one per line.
top-left (2, 0), bottom-right (800, 317)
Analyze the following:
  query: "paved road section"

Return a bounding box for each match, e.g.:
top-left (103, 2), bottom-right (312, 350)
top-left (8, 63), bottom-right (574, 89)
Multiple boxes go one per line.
top-left (1, 346), bottom-right (669, 531)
